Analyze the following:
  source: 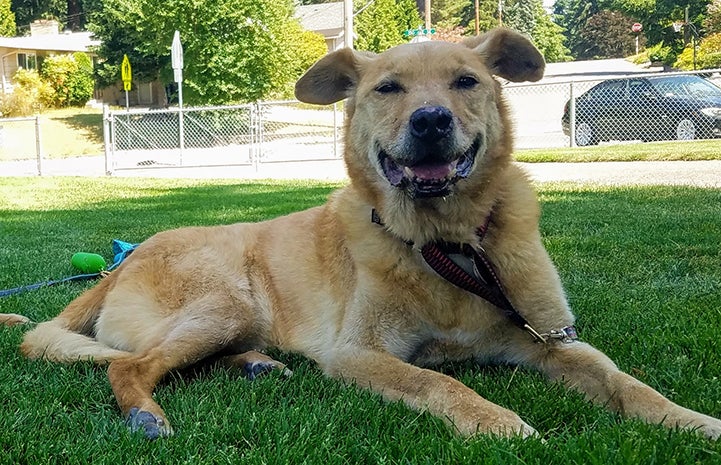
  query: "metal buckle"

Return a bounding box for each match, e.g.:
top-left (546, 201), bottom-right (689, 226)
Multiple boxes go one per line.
top-left (541, 325), bottom-right (578, 344)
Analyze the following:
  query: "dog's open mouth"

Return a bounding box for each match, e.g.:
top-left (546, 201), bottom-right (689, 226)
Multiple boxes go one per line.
top-left (380, 138), bottom-right (480, 198)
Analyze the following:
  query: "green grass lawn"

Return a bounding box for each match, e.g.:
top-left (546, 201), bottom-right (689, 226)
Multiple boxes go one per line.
top-left (1, 177), bottom-right (720, 464)
top-left (514, 139), bottom-right (721, 163)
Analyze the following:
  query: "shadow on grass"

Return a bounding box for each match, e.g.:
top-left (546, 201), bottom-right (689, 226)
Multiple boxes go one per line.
top-left (50, 112), bottom-right (104, 144)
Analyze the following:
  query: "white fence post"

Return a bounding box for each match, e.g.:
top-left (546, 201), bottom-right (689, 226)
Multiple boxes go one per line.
top-left (569, 81), bottom-right (576, 148)
top-left (103, 105), bottom-right (114, 175)
top-left (34, 115), bottom-right (43, 176)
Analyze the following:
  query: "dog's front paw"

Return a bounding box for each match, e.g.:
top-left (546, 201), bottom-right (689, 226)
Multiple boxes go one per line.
top-left (126, 407), bottom-right (173, 440)
top-left (242, 361), bottom-right (293, 381)
top-left (454, 410), bottom-right (537, 439)
top-left (688, 414), bottom-right (721, 441)
top-left (0, 313), bottom-right (31, 326)
top-left (662, 406), bottom-right (721, 440)
top-left (486, 418), bottom-right (537, 439)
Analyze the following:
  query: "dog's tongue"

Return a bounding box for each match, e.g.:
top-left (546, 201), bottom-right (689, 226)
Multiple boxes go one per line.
top-left (410, 162), bottom-right (453, 180)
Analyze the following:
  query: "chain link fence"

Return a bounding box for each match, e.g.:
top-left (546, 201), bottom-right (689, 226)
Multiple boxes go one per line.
top-left (106, 102), bottom-right (342, 173)
top-left (0, 116), bottom-right (44, 175)
top-left (505, 69), bottom-right (721, 150)
top-left (103, 69), bottom-right (721, 174)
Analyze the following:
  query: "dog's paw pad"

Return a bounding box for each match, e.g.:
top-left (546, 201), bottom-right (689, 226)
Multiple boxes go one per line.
top-left (126, 407), bottom-right (171, 440)
top-left (243, 361), bottom-right (277, 381)
top-left (242, 361), bottom-right (292, 380)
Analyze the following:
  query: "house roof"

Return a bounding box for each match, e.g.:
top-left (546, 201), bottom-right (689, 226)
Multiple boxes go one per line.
top-left (296, 2), bottom-right (344, 32)
top-left (0, 31), bottom-right (99, 52)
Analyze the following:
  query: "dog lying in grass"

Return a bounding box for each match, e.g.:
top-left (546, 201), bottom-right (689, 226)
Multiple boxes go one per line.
top-left (3, 28), bottom-right (721, 441)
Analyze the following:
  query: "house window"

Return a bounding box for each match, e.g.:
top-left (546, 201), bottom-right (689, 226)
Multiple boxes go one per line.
top-left (17, 53), bottom-right (38, 70)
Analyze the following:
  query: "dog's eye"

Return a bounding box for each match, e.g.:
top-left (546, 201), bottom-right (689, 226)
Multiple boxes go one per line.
top-left (455, 76), bottom-right (479, 90)
top-left (375, 81), bottom-right (402, 94)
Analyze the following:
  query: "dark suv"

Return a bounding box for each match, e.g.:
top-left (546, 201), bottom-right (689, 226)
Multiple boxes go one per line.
top-left (562, 74), bottom-right (721, 146)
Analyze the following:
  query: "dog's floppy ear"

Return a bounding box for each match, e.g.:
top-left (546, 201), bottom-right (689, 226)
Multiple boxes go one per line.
top-left (463, 28), bottom-right (545, 83)
top-left (295, 48), bottom-right (374, 105)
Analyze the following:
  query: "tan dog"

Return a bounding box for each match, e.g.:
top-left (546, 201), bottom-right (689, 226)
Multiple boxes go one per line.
top-left (7, 29), bottom-right (721, 440)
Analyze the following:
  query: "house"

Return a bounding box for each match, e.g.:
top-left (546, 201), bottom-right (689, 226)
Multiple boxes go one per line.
top-left (295, 2), bottom-right (347, 52)
top-left (0, 20), bottom-right (99, 94)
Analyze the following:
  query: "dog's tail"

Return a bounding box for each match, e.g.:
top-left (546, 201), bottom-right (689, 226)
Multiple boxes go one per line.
top-left (21, 272), bottom-right (131, 364)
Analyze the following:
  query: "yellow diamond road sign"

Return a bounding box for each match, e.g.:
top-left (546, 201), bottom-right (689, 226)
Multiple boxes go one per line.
top-left (121, 54), bottom-right (132, 90)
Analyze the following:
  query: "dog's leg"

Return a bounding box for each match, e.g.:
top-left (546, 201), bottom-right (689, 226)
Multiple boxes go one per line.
top-left (533, 341), bottom-right (721, 439)
top-left (106, 299), bottom-right (255, 439)
top-left (324, 348), bottom-right (536, 438)
top-left (216, 350), bottom-right (292, 380)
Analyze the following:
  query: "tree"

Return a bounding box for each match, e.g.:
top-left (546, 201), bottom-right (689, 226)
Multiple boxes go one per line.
top-left (578, 9), bottom-right (636, 58)
top-left (505, 0), bottom-right (537, 37)
top-left (0, 0), bottom-right (16, 35)
top-left (354, 0), bottom-right (421, 52)
top-left (431, 0), bottom-right (468, 29)
top-left (86, 0), bottom-right (325, 104)
top-left (10, 0), bottom-right (66, 33)
top-left (674, 32), bottom-right (721, 68)
top-left (704, 0), bottom-right (721, 33)
top-left (531, 0), bottom-right (572, 62)
top-left (464, 1), bottom-right (501, 35)
top-left (553, 0), bottom-right (606, 57)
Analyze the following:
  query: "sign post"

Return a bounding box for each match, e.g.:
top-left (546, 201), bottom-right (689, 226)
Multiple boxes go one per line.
top-left (171, 31), bottom-right (185, 162)
top-left (631, 23), bottom-right (642, 55)
top-left (121, 54), bottom-right (132, 112)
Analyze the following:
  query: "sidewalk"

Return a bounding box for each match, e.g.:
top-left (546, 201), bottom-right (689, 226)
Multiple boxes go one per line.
top-left (1, 155), bottom-right (720, 188)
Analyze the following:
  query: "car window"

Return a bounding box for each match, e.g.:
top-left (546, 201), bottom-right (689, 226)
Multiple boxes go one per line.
top-left (588, 80), bottom-right (625, 101)
top-left (629, 79), bottom-right (653, 99)
top-left (650, 76), bottom-right (721, 98)
top-left (651, 78), bottom-right (684, 97)
top-left (685, 78), bottom-right (721, 97)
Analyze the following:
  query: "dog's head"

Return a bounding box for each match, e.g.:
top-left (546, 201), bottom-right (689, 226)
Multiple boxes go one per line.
top-left (295, 28), bottom-right (543, 237)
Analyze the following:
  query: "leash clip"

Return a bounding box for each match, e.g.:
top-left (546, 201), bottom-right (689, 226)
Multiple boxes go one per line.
top-left (539, 325), bottom-right (578, 344)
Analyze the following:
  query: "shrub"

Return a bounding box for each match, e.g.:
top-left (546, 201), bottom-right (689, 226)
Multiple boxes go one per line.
top-left (0, 69), bottom-right (54, 117)
top-left (646, 42), bottom-right (675, 65)
top-left (673, 33), bottom-right (721, 70)
top-left (698, 33), bottom-right (721, 69)
top-left (40, 52), bottom-right (94, 107)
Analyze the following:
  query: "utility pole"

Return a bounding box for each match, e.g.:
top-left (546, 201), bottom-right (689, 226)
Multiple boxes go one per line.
top-left (474, 0), bottom-right (480, 35)
top-left (344, 0), bottom-right (353, 49)
top-left (425, 0), bottom-right (431, 30)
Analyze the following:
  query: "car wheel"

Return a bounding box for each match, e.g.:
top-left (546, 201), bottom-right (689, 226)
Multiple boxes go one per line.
top-left (575, 122), bottom-right (597, 146)
top-left (675, 118), bottom-right (696, 140)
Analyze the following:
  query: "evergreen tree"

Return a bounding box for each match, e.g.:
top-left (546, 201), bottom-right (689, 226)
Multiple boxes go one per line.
top-left (354, 0), bottom-right (421, 52)
top-left (505, 0), bottom-right (536, 37)
top-left (431, 0), bottom-right (468, 29)
top-left (531, 0), bottom-right (572, 61)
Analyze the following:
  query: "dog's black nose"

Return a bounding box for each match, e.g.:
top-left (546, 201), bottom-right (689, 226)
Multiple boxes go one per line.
top-left (409, 106), bottom-right (453, 143)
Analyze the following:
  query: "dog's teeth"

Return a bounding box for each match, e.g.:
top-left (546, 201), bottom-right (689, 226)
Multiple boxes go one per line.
top-left (403, 166), bottom-right (414, 178)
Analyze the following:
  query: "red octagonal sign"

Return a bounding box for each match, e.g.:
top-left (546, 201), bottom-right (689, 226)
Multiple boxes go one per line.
top-left (632, 22), bottom-right (643, 33)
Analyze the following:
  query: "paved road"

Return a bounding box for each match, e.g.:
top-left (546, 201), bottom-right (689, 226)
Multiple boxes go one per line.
top-left (1, 155), bottom-right (720, 188)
